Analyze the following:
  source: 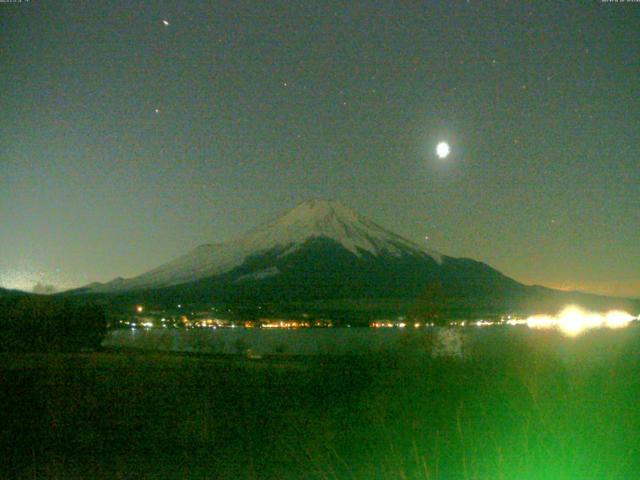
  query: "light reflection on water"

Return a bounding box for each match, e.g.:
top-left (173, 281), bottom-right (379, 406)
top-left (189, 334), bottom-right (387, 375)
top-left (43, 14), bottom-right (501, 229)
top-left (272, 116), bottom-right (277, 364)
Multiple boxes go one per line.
top-left (521, 306), bottom-right (636, 337)
top-left (103, 320), bottom-right (640, 359)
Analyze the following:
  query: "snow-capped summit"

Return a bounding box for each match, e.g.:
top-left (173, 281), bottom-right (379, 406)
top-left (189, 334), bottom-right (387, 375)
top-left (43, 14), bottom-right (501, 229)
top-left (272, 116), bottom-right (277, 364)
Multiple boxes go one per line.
top-left (241, 199), bottom-right (442, 260)
top-left (86, 199), bottom-right (443, 293)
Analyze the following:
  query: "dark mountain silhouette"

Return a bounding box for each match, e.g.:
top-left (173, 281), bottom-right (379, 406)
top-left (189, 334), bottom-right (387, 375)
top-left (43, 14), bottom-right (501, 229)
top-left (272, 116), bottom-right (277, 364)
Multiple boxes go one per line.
top-left (67, 200), bottom-right (639, 320)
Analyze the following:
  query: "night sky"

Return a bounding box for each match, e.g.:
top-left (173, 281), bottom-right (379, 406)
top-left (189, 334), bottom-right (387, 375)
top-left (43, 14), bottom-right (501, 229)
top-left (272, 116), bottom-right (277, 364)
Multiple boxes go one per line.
top-left (1, 1), bottom-right (638, 297)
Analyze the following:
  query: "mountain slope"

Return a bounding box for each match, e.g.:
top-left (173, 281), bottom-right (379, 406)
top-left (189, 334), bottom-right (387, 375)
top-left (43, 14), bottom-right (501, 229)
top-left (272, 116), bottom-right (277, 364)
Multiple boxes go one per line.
top-left (86, 199), bottom-right (444, 293)
top-left (74, 199), bottom-right (638, 318)
top-left (0, 287), bottom-right (29, 298)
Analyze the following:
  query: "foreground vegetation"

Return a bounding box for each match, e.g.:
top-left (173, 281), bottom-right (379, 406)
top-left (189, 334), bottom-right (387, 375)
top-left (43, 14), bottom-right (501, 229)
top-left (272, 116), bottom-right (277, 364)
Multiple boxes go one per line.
top-left (0, 296), bottom-right (106, 353)
top-left (1, 327), bottom-right (639, 479)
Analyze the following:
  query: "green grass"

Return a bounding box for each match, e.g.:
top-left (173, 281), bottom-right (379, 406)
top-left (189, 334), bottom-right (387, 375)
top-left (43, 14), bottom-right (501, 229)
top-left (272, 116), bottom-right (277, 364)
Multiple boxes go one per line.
top-left (2, 327), bottom-right (640, 479)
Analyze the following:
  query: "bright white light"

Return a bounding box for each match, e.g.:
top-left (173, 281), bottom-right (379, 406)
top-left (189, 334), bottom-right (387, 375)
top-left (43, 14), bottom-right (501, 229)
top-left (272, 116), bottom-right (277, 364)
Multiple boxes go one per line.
top-left (162, 20), bottom-right (170, 26)
top-left (475, 320), bottom-right (493, 327)
top-left (605, 310), bottom-right (635, 329)
top-left (558, 307), bottom-right (592, 337)
top-left (524, 305), bottom-right (637, 337)
top-left (436, 142), bottom-right (450, 159)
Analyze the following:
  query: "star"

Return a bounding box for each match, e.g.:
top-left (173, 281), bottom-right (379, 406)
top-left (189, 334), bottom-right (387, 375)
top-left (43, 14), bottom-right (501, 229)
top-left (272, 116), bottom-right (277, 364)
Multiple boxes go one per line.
top-left (162, 20), bottom-right (170, 26)
top-left (154, 108), bottom-right (160, 114)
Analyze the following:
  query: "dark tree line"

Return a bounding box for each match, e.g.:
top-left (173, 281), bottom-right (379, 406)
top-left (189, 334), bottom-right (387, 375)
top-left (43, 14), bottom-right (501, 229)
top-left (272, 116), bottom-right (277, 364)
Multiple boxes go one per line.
top-left (0, 296), bottom-right (106, 352)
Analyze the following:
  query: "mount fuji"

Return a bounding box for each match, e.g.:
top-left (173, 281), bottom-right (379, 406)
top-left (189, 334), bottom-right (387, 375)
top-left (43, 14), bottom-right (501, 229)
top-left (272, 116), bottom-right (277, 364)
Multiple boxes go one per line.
top-left (87, 199), bottom-right (447, 292)
top-left (73, 200), bottom-right (636, 318)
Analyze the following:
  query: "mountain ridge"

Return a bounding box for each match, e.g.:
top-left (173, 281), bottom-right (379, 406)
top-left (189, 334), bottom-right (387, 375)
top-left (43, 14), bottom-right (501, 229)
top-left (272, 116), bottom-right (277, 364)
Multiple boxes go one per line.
top-left (68, 200), bottom-right (639, 318)
top-left (84, 199), bottom-right (444, 293)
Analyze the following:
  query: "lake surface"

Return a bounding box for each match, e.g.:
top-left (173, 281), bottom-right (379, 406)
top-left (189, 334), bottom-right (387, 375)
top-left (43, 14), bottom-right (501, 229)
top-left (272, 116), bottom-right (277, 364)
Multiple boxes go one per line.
top-left (103, 324), bottom-right (640, 360)
top-left (105, 327), bottom-right (437, 356)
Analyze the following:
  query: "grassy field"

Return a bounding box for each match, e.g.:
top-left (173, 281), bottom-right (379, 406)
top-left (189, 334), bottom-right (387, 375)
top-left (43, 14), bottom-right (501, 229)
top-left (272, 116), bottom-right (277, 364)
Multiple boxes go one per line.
top-left (2, 327), bottom-right (640, 479)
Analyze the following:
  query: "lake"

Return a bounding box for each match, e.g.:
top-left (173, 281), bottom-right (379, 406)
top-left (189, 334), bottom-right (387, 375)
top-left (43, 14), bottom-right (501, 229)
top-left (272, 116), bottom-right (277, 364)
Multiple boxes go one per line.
top-left (103, 324), bottom-right (640, 361)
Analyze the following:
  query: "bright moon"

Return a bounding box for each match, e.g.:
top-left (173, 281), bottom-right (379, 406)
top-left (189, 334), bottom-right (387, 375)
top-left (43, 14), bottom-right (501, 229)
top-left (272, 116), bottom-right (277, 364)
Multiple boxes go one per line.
top-left (436, 142), bottom-right (450, 159)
